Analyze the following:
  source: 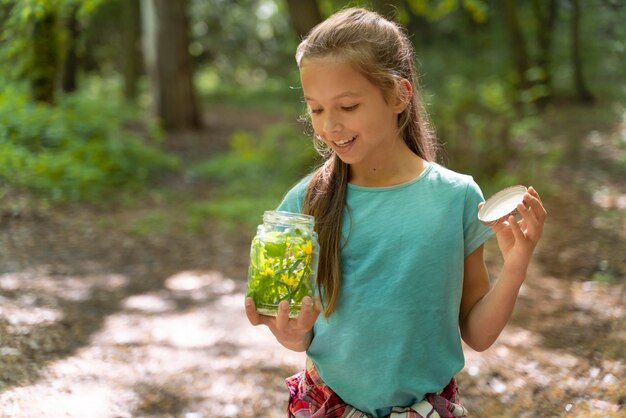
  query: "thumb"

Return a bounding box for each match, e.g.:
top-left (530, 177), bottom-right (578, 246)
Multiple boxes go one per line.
top-left (245, 297), bottom-right (263, 326)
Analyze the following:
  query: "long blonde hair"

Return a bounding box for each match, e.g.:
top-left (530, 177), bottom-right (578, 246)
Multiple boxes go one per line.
top-left (297, 8), bottom-right (438, 317)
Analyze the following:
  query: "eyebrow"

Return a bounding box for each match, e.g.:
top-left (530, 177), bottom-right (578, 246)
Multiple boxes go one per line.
top-left (304, 91), bottom-right (362, 101)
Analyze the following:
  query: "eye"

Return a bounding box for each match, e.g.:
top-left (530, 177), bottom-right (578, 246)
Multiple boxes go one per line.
top-left (309, 108), bottom-right (323, 115)
top-left (342, 104), bottom-right (359, 112)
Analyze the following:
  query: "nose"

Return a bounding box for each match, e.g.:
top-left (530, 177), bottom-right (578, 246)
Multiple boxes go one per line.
top-left (322, 111), bottom-right (342, 134)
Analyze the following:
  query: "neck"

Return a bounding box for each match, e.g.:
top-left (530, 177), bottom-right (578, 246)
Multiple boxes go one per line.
top-left (349, 144), bottom-right (426, 187)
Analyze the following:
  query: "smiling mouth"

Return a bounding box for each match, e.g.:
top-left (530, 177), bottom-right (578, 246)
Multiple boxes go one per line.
top-left (333, 136), bottom-right (356, 147)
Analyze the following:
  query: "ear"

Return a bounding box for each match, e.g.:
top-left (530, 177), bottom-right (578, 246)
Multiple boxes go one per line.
top-left (393, 79), bottom-right (413, 113)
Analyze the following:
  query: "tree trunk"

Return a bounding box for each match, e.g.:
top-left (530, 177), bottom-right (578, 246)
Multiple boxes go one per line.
top-left (61, 6), bottom-right (79, 93)
top-left (141, 0), bottom-right (202, 131)
top-left (286, 0), bottom-right (323, 40)
top-left (32, 9), bottom-right (60, 104)
top-left (570, 0), bottom-right (594, 103)
top-left (502, 0), bottom-right (531, 92)
top-left (532, 0), bottom-right (558, 105)
top-left (122, 0), bottom-right (142, 101)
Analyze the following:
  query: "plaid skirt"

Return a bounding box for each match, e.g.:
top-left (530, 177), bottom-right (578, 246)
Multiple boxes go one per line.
top-left (286, 358), bottom-right (468, 418)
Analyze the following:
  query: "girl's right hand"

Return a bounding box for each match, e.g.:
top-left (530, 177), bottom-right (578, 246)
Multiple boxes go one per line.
top-left (245, 296), bottom-right (321, 352)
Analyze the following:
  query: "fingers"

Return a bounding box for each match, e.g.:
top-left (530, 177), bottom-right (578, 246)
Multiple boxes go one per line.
top-left (516, 186), bottom-right (547, 240)
top-left (277, 297), bottom-right (321, 331)
top-left (517, 200), bottom-right (538, 228)
top-left (508, 214), bottom-right (525, 241)
top-left (245, 297), bottom-right (266, 326)
top-left (491, 186), bottom-right (547, 240)
top-left (490, 217), bottom-right (508, 233)
top-left (297, 296), bottom-right (322, 329)
top-left (246, 296), bottom-right (319, 336)
top-left (527, 186), bottom-right (542, 202)
top-left (275, 300), bottom-right (291, 331)
top-left (526, 186), bottom-right (548, 221)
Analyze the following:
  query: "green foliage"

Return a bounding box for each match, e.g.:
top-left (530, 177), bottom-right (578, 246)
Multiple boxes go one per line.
top-left (198, 74), bottom-right (303, 117)
top-left (316, 0), bottom-right (488, 27)
top-left (188, 122), bottom-right (318, 227)
top-left (430, 74), bottom-right (563, 195)
top-left (580, 1), bottom-right (626, 100)
top-left (189, 0), bottom-right (297, 84)
top-left (407, 0), bottom-right (488, 23)
top-left (431, 76), bottom-right (515, 177)
top-left (186, 196), bottom-right (280, 232)
top-left (0, 87), bottom-right (179, 202)
top-left (0, 0), bottom-right (106, 83)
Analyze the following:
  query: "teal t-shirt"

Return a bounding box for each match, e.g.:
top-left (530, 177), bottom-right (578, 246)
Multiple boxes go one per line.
top-left (277, 163), bottom-right (494, 417)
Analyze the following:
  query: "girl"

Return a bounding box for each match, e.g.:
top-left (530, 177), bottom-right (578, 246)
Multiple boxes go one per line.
top-left (245, 7), bottom-right (547, 418)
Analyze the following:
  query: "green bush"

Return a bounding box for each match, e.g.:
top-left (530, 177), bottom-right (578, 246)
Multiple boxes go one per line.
top-left (198, 74), bottom-right (303, 117)
top-left (430, 75), bottom-right (516, 179)
top-left (188, 122), bottom-right (318, 226)
top-left (0, 89), bottom-right (179, 202)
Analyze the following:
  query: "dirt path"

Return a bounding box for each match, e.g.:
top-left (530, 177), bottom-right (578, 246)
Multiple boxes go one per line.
top-left (0, 105), bottom-right (624, 417)
top-left (0, 186), bottom-right (306, 418)
top-left (0, 213), bottom-right (622, 418)
top-left (0, 265), bottom-right (304, 417)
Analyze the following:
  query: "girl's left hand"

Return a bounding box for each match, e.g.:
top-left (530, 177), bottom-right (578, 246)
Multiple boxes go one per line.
top-left (480, 186), bottom-right (547, 275)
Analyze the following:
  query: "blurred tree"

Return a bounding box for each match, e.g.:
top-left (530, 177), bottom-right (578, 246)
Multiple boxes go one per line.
top-left (286, 0), bottom-right (323, 39)
top-left (61, 4), bottom-right (79, 93)
top-left (0, 0), bottom-right (107, 103)
top-left (531, 0), bottom-right (558, 106)
top-left (569, 0), bottom-right (594, 103)
top-left (122, 0), bottom-right (142, 101)
top-left (501, 0), bottom-right (557, 106)
top-left (31, 5), bottom-right (61, 103)
top-left (502, 0), bottom-right (596, 106)
top-left (141, 0), bottom-right (202, 131)
top-left (502, 0), bottom-right (531, 94)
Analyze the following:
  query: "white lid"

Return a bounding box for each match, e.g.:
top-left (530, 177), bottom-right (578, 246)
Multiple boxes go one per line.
top-left (478, 185), bottom-right (527, 225)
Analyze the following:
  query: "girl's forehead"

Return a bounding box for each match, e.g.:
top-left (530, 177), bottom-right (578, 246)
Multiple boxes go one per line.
top-left (300, 67), bottom-right (389, 106)
top-left (300, 54), bottom-right (354, 71)
top-left (300, 56), bottom-right (365, 84)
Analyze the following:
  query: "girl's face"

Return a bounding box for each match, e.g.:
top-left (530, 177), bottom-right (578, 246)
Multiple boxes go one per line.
top-left (299, 56), bottom-right (406, 172)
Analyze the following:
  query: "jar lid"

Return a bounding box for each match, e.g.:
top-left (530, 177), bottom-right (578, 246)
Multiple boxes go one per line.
top-left (478, 185), bottom-right (527, 226)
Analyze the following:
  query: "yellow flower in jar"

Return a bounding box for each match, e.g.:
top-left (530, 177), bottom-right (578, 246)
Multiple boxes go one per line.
top-left (281, 273), bottom-right (299, 287)
top-left (260, 267), bottom-right (274, 277)
top-left (299, 240), bottom-right (313, 257)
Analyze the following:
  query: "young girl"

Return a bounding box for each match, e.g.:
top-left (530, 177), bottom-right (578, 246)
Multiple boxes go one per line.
top-left (246, 7), bottom-right (547, 418)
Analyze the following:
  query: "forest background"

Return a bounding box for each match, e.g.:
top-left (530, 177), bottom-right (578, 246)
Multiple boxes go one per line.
top-left (0, 0), bottom-right (624, 417)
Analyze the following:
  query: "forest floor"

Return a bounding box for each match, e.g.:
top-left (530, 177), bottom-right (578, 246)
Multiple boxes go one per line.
top-left (0, 104), bottom-right (624, 418)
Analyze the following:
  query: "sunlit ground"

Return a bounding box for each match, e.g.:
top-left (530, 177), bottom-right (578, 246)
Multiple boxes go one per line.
top-left (460, 260), bottom-right (624, 417)
top-left (0, 268), bottom-right (305, 418)
top-left (0, 260), bottom-right (623, 417)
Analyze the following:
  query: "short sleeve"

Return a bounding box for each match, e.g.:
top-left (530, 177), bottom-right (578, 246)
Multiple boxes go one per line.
top-left (463, 179), bottom-right (494, 256)
top-left (276, 175), bottom-right (312, 213)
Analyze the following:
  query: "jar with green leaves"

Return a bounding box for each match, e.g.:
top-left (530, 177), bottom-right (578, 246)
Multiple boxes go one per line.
top-left (246, 211), bottom-right (319, 318)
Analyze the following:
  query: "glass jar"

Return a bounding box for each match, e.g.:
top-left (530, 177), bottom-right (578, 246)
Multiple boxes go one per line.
top-left (246, 211), bottom-right (319, 318)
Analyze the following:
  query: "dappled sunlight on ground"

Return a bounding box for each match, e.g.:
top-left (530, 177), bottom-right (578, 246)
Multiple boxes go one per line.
top-left (462, 325), bottom-right (623, 416)
top-left (1, 259), bottom-right (622, 417)
top-left (0, 268), bottom-right (129, 303)
top-left (0, 269), bottom-right (304, 418)
top-left (459, 262), bottom-right (625, 417)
